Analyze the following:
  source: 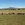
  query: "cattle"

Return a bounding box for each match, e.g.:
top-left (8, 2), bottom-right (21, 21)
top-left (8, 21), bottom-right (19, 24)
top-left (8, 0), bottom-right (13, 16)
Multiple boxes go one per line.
top-left (1, 13), bottom-right (3, 15)
top-left (8, 13), bottom-right (11, 15)
top-left (3, 13), bottom-right (5, 15)
top-left (17, 13), bottom-right (22, 15)
top-left (17, 13), bottom-right (20, 15)
top-left (19, 13), bottom-right (22, 15)
top-left (22, 13), bottom-right (25, 15)
top-left (0, 13), bottom-right (2, 15)
top-left (0, 12), bottom-right (25, 15)
top-left (5, 13), bottom-right (9, 15)
top-left (14, 13), bottom-right (17, 15)
top-left (12, 13), bottom-right (15, 14)
top-left (1, 13), bottom-right (6, 15)
top-left (17, 13), bottom-right (25, 15)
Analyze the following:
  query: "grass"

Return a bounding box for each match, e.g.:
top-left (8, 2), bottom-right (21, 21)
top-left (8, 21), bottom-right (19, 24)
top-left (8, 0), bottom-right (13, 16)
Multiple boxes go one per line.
top-left (0, 10), bottom-right (25, 13)
top-left (0, 14), bottom-right (25, 25)
top-left (0, 9), bottom-right (25, 25)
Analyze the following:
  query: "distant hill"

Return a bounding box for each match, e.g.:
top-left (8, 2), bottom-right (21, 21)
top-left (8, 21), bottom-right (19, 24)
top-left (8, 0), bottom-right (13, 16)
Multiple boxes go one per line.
top-left (0, 7), bottom-right (25, 10)
top-left (0, 7), bottom-right (17, 10)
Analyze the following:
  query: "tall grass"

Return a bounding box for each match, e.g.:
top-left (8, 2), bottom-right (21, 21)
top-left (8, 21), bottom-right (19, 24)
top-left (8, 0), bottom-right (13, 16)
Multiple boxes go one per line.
top-left (0, 14), bottom-right (25, 25)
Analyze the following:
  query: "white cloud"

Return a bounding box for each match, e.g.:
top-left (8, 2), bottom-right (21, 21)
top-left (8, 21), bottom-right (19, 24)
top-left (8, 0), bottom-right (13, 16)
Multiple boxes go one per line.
top-left (16, 7), bottom-right (25, 8)
top-left (9, 5), bottom-right (14, 7)
top-left (3, 4), bottom-right (6, 6)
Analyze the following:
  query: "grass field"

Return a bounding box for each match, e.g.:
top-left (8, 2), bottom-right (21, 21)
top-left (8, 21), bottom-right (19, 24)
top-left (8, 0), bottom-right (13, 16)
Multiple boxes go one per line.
top-left (0, 14), bottom-right (25, 25)
top-left (0, 10), bottom-right (25, 13)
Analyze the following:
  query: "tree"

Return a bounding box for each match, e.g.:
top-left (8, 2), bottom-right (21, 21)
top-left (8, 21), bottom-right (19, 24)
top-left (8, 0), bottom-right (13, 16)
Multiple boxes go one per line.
top-left (18, 8), bottom-right (20, 10)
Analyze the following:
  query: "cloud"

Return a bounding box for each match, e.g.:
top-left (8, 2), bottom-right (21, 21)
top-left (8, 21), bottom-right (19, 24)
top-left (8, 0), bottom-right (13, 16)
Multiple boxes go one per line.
top-left (16, 7), bottom-right (25, 8)
top-left (9, 5), bottom-right (14, 7)
top-left (3, 4), bottom-right (6, 6)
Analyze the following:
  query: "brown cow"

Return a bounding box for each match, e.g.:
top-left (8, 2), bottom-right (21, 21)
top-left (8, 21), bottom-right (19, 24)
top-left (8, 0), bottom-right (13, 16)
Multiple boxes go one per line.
top-left (17, 13), bottom-right (22, 15)
top-left (12, 13), bottom-right (15, 14)
top-left (2, 13), bottom-right (3, 15)
top-left (5, 13), bottom-right (8, 15)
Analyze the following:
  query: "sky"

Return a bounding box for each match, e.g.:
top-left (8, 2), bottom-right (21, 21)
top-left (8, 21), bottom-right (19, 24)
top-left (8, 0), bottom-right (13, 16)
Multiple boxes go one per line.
top-left (0, 0), bottom-right (25, 9)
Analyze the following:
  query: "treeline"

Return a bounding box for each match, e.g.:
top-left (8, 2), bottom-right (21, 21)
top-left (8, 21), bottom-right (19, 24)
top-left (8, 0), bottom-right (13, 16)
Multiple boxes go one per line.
top-left (0, 8), bottom-right (25, 10)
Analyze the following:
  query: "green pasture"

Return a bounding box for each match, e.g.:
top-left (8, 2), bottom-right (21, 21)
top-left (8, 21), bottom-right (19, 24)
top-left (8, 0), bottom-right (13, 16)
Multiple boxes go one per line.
top-left (0, 14), bottom-right (25, 25)
top-left (0, 10), bottom-right (25, 13)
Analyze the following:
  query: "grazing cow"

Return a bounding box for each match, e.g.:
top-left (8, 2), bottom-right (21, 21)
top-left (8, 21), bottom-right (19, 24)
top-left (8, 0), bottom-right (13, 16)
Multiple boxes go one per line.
top-left (8, 13), bottom-right (11, 15)
top-left (5, 13), bottom-right (8, 15)
top-left (3, 13), bottom-right (5, 15)
top-left (17, 13), bottom-right (20, 15)
top-left (17, 13), bottom-right (22, 15)
top-left (2, 13), bottom-right (3, 15)
top-left (14, 13), bottom-right (17, 14)
top-left (12, 13), bottom-right (15, 14)
top-left (17, 13), bottom-right (25, 15)
top-left (19, 13), bottom-right (22, 15)
top-left (22, 13), bottom-right (25, 15)
top-left (1, 13), bottom-right (5, 15)
top-left (0, 13), bottom-right (2, 15)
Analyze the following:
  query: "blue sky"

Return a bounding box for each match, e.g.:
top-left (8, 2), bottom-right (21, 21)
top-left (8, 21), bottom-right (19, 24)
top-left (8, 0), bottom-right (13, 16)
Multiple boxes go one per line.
top-left (0, 0), bottom-right (25, 8)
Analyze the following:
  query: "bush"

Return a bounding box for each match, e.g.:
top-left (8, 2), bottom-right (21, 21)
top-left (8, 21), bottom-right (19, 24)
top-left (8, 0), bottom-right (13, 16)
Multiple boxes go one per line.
top-left (18, 8), bottom-right (20, 10)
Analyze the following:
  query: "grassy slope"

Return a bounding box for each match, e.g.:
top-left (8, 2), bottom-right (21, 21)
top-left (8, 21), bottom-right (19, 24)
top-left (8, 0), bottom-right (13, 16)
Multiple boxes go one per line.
top-left (0, 10), bottom-right (25, 13)
top-left (0, 14), bottom-right (25, 25)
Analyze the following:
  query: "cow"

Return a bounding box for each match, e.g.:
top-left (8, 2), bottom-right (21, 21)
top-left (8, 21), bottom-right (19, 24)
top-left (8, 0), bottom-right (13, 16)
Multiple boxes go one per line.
top-left (8, 13), bottom-right (11, 15)
top-left (2, 13), bottom-right (3, 15)
top-left (0, 13), bottom-right (2, 15)
top-left (12, 13), bottom-right (15, 14)
top-left (17, 13), bottom-right (22, 15)
top-left (22, 13), bottom-right (25, 15)
top-left (5, 13), bottom-right (8, 15)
